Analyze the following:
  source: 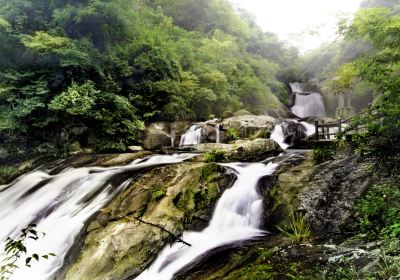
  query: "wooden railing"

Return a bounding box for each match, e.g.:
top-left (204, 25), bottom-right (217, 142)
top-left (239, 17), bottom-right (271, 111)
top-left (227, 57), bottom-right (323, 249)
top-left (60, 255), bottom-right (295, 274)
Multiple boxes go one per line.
top-left (313, 106), bottom-right (380, 141)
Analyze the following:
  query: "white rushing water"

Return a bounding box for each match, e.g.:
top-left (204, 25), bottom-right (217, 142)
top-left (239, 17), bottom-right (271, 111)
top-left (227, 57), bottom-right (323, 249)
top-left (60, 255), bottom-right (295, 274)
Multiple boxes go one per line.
top-left (0, 153), bottom-right (197, 280)
top-left (135, 161), bottom-right (278, 280)
top-left (180, 125), bottom-right (202, 146)
top-left (289, 82), bottom-right (303, 93)
top-left (291, 93), bottom-right (326, 118)
top-left (215, 124), bottom-right (221, 144)
top-left (270, 120), bottom-right (315, 149)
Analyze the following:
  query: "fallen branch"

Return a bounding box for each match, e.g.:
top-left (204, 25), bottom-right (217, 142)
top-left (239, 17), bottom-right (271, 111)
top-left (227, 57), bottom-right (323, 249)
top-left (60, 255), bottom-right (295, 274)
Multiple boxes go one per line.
top-left (110, 210), bottom-right (192, 247)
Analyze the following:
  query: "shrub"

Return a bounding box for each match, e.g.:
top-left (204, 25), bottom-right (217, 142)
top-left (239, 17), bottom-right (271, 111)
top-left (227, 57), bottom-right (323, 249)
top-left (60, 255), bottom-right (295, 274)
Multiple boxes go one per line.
top-left (201, 163), bottom-right (220, 180)
top-left (204, 150), bottom-right (224, 163)
top-left (221, 110), bottom-right (234, 119)
top-left (312, 146), bottom-right (335, 163)
top-left (226, 128), bottom-right (239, 141)
top-left (356, 184), bottom-right (400, 239)
top-left (277, 212), bottom-right (311, 243)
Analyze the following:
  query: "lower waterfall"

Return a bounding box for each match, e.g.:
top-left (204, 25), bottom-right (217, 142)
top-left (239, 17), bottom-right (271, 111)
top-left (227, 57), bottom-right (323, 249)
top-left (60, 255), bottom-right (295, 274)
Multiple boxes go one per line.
top-left (135, 161), bottom-right (278, 280)
top-left (0, 154), bottom-right (197, 280)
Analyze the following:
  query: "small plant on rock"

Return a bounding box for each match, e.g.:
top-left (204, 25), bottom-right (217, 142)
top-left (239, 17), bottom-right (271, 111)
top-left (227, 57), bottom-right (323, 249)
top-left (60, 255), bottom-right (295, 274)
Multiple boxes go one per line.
top-left (312, 146), bottom-right (335, 163)
top-left (226, 128), bottom-right (239, 141)
top-left (277, 212), bottom-right (311, 244)
top-left (204, 150), bottom-right (224, 163)
top-left (151, 187), bottom-right (167, 201)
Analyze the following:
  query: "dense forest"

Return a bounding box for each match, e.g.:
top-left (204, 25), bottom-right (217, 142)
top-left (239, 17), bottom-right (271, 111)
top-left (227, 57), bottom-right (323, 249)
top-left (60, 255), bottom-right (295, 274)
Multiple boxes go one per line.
top-left (0, 0), bottom-right (302, 157)
top-left (0, 1), bottom-right (400, 280)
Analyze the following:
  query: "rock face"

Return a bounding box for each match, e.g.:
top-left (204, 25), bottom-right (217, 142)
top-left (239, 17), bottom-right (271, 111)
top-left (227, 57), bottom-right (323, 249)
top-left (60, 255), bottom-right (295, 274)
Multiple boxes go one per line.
top-left (296, 155), bottom-right (373, 235)
top-left (143, 121), bottom-right (190, 150)
top-left (58, 162), bottom-right (234, 280)
top-left (268, 153), bottom-right (373, 236)
top-left (196, 138), bottom-right (282, 162)
top-left (221, 115), bottom-right (276, 139)
top-left (171, 153), bottom-right (377, 280)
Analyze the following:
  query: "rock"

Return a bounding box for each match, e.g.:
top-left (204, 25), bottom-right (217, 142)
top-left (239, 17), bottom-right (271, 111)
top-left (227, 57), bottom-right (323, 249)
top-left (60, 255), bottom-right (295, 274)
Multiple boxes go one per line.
top-left (296, 155), bottom-right (373, 236)
top-left (58, 162), bottom-right (234, 280)
top-left (196, 138), bottom-right (282, 162)
top-left (143, 121), bottom-right (191, 150)
top-left (143, 129), bottom-right (172, 150)
top-left (127, 145), bottom-right (144, 152)
top-left (233, 109), bottom-right (252, 116)
top-left (264, 107), bottom-right (297, 119)
top-left (70, 126), bottom-right (87, 136)
top-left (221, 115), bottom-right (276, 139)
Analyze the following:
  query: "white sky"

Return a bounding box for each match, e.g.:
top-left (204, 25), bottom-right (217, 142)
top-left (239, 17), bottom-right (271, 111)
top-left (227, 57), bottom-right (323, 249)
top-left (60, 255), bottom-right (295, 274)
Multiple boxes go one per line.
top-left (229, 0), bottom-right (363, 52)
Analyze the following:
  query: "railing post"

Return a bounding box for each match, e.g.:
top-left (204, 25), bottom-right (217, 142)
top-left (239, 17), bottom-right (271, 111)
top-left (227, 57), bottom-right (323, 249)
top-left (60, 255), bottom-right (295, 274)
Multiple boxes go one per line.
top-left (315, 121), bottom-right (319, 140)
top-left (338, 118), bottom-right (342, 134)
top-left (321, 120), bottom-right (325, 139)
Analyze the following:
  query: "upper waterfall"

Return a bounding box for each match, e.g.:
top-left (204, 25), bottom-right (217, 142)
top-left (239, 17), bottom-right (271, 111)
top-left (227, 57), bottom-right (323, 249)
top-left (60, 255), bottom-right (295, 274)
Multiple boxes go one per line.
top-left (289, 82), bottom-right (326, 118)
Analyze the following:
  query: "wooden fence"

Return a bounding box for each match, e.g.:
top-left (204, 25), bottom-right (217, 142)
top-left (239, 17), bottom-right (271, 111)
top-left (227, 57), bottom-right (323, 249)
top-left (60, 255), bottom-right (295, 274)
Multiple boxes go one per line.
top-left (314, 107), bottom-right (377, 140)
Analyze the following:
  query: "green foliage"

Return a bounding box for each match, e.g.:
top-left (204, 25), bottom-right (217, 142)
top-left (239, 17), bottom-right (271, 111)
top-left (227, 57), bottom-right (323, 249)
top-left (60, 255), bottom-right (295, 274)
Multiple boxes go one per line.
top-left (0, 225), bottom-right (55, 280)
top-left (226, 128), bottom-right (240, 141)
top-left (312, 146), bottom-right (335, 163)
top-left (277, 212), bottom-right (311, 244)
top-left (0, 0), bottom-right (297, 158)
top-left (330, 7), bottom-right (400, 173)
top-left (201, 162), bottom-right (220, 180)
top-left (151, 187), bottom-right (167, 201)
top-left (356, 183), bottom-right (400, 239)
top-left (320, 239), bottom-right (400, 280)
top-left (204, 150), bottom-right (225, 163)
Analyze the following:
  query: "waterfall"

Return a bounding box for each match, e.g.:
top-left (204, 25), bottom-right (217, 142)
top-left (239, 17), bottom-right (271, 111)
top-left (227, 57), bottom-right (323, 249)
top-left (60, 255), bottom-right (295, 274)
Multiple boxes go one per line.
top-left (289, 82), bottom-right (326, 118)
top-left (135, 162), bottom-right (278, 280)
top-left (289, 82), bottom-right (303, 93)
top-left (0, 154), bottom-right (197, 280)
top-left (215, 124), bottom-right (221, 144)
top-left (180, 125), bottom-right (202, 146)
top-left (291, 93), bottom-right (326, 118)
top-left (270, 120), bottom-right (315, 149)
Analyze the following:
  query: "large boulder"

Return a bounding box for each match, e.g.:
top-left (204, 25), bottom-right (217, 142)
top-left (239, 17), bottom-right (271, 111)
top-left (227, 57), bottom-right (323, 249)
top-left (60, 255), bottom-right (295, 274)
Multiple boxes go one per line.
top-left (267, 153), bottom-right (374, 236)
top-left (143, 121), bottom-right (191, 150)
top-left (221, 115), bottom-right (276, 139)
top-left (196, 138), bottom-right (282, 162)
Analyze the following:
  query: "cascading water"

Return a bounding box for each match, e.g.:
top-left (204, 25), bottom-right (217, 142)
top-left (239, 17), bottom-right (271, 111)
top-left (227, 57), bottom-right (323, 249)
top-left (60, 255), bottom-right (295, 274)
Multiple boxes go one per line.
top-left (0, 154), bottom-right (197, 280)
top-left (270, 120), bottom-right (315, 149)
top-left (289, 82), bottom-right (326, 118)
top-left (291, 93), bottom-right (326, 118)
top-left (135, 161), bottom-right (278, 280)
top-left (215, 124), bottom-right (221, 144)
top-left (180, 125), bottom-right (202, 146)
top-left (289, 82), bottom-right (303, 93)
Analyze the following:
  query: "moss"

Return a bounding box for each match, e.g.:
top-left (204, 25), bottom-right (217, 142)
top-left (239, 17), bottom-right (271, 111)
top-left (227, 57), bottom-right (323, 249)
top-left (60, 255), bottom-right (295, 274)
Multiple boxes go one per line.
top-left (223, 247), bottom-right (312, 280)
top-left (226, 128), bottom-right (239, 141)
top-left (151, 186), bottom-right (166, 201)
top-left (0, 166), bottom-right (19, 185)
top-left (201, 163), bottom-right (220, 179)
top-left (204, 150), bottom-right (225, 163)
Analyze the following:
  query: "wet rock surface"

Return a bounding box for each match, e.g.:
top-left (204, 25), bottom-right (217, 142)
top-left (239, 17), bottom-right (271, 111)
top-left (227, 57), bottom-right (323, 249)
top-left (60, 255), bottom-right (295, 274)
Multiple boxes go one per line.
top-left (221, 115), bottom-right (276, 139)
top-left (57, 161), bottom-right (234, 280)
top-left (195, 139), bottom-right (282, 162)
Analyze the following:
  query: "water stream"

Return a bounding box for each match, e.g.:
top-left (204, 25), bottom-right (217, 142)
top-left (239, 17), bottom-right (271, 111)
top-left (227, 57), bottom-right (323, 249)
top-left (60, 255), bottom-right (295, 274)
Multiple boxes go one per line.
top-left (179, 125), bottom-right (202, 146)
top-left (0, 154), bottom-right (197, 280)
top-left (135, 161), bottom-right (278, 280)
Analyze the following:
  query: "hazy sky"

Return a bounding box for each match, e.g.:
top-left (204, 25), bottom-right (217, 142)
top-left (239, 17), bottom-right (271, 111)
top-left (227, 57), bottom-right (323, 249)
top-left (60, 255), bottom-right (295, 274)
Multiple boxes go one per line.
top-left (229, 0), bottom-right (363, 52)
